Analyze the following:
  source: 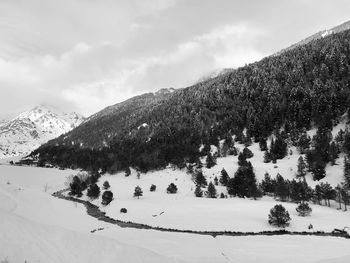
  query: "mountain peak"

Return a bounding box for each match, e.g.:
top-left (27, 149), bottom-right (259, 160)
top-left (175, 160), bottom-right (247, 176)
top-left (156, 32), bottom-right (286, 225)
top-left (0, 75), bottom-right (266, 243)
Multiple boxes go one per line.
top-left (0, 106), bottom-right (85, 158)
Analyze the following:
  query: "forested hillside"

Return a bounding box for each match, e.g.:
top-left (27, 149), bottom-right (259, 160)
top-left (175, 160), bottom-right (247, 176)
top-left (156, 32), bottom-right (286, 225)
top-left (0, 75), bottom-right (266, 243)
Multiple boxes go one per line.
top-left (31, 29), bottom-right (350, 174)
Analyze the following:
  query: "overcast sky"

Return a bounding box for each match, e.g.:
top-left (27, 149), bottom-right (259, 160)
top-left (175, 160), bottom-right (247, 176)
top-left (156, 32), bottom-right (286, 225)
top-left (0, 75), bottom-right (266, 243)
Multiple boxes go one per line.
top-left (0, 0), bottom-right (349, 119)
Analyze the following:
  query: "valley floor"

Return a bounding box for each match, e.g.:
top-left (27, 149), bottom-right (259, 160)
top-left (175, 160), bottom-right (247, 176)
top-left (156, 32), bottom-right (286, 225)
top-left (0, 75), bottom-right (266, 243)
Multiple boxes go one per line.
top-left (1, 164), bottom-right (350, 263)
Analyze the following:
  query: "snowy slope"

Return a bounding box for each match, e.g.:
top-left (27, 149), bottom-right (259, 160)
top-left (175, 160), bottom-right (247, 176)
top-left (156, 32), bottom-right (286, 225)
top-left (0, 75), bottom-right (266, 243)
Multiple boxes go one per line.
top-left (78, 119), bottom-right (350, 232)
top-left (1, 164), bottom-right (350, 263)
top-left (0, 105), bottom-right (84, 159)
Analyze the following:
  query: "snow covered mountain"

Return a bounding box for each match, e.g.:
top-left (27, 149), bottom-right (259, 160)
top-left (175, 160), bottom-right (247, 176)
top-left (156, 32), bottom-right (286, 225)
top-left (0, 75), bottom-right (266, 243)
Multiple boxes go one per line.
top-left (277, 20), bottom-right (350, 55)
top-left (0, 106), bottom-right (84, 159)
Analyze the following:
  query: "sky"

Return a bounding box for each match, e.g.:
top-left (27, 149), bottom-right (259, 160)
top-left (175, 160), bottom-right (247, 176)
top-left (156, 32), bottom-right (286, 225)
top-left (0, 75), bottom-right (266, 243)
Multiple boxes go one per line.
top-left (0, 0), bottom-right (350, 119)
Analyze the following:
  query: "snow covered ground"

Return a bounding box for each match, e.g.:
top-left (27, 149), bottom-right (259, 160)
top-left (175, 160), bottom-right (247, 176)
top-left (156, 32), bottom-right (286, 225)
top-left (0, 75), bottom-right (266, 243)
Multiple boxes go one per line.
top-left (87, 164), bottom-right (350, 232)
top-left (1, 164), bottom-right (350, 263)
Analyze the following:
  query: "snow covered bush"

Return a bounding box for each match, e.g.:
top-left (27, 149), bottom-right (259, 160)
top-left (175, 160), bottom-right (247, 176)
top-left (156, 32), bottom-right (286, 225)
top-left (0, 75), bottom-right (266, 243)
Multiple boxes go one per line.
top-left (268, 204), bottom-right (291, 227)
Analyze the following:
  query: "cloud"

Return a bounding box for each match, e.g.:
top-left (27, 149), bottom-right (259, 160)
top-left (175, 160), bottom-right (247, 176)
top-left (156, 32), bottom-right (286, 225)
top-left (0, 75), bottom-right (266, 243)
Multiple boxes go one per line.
top-left (0, 0), bottom-right (350, 119)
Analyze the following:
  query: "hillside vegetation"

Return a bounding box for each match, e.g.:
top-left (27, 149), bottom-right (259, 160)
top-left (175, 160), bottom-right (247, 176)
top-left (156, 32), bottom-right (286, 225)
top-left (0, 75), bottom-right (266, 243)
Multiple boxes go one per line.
top-left (32, 29), bottom-right (350, 174)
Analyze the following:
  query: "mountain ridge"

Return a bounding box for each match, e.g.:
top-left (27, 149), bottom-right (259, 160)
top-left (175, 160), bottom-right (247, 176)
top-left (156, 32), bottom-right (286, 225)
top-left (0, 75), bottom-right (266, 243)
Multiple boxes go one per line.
top-left (0, 105), bottom-right (84, 158)
top-left (32, 24), bottom-right (350, 173)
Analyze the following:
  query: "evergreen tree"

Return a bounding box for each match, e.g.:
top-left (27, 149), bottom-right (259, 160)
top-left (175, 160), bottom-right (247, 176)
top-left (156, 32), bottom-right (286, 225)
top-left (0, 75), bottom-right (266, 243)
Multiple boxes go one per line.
top-left (102, 190), bottom-right (113, 205)
top-left (275, 174), bottom-right (289, 201)
top-left (297, 132), bottom-right (311, 154)
top-left (261, 172), bottom-right (275, 193)
top-left (329, 141), bottom-right (339, 165)
top-left (238, 152), bottom-right (247, 166)
top-left (263, 150), bottom-right (271, 163)
top-left (103, 180), bottom-right (110, 190)
top-left (335, 184), bottom-right (343, 210)
top-left (259, 138), bottom-right (268, 151)
top-left (268, 204), bottom-right (291, 227)
top-left (167, 183), bottom-right (178, 194)
top-left (314, 184), bottom-right (323, 205)
top-left (206, 152), bottom-right (216, 168)
top-left (270, 133), bottom-right (288, 160)
top-left (344, 157), bottom-right (350, 187)
top-left (69, 175), bottom-right (83, 197)
top-left (87, 183), bottom-right (100, 199)
top-left (242, 147), bottom-right (254, 159)
top-left (311, 162), bottom-right (326, 181)
top-left (312, 126), bottom-right (332, 163)
top-left (227, 162), bottom-right (258, 198)
top-left (206, 182), bottom-right (217, 198)
top-left (219, 168), bottom-right (229, 186)
top-left (296, 203), bottom-right (312, 216)
top-left (195, 170), bottom-right (207, 187)
top-left (125, 167), bottom-right (131, 177)
top-left (133, 186), bottom-right (143, 199)
top-left (319, 182), bottom-right (336, 207)
top-left (194, 185), bottom-right (203, 197)
top-left (296, 156), bottom-right (307, 178)
top-left (290, 179), bottom-right (311, 203)
top-left (150, 184), bottom-right (156, 192)
top-left (340, 184), bottom-right (349, 211)
top-left (213, 176), bottom-right (219, 186)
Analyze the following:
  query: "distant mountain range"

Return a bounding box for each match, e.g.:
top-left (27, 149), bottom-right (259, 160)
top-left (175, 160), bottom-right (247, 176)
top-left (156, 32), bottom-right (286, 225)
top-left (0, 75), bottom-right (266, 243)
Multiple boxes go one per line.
top-left (0, 105), bottom-right (84, 158)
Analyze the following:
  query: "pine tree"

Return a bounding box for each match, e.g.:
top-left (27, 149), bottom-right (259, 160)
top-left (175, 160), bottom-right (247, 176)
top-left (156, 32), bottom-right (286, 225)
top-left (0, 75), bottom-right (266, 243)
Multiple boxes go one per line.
top-left (242, 147), bottom-right (254, 159)
top-left (195, 170), bottom-right (207, 187)
top-left (296, 156), bottom-right (307, 178)
top-left (214, 176), bottom-right (219, 186)
top-left (275, 174), bottom-right (289, 201)
top-left (219, 168), bottom-right (229, 186)
top-left (319, 182), bottom-right (336, 207)
top-left (238, 152), bottom-right (247, 166)
top-left (259, 138), bottom-right (268, 151)
top-left (261, 172), bottom-right (275, 193)
top-left (263, 150), bottom-right (271, 163)
top-left (268, 204), bottom-right (291, 227)
top-left (194, 185), bottom-right (203, 197)
top-left (167, 183), bottom-right (178, 194)
top-left (344, 157), bottom-right (350, 187)
top-left (87, 183), bottom-right (100, 199)
top-left (340, 184), bottom-right (349, 211)
top-left (133, 186), bottom-right (143, 199)
top-left (329, 141), bottom-right (339, 165)
top-left (69, 175), bottom-right (83, 197)
top-left (312, 162), bottom-right (326, 181)
top-left (314, 184), bottom-right (323, 205)
top-left (103, 180), bottom-right (110, 190)
top-left (297, 132), bottom-right (311, 154)
top-left (296, 203), bottom-right (312, 216)
top-left (125, 167), bottom-right (131, 177)
top-left (335, 184), bottom-right (342, 210)
top-left (206, 152), bottom-right (216, 168)
top-left (206, 182), bottom-right (217, 198)
top-left (150, 184), bottom-right (156, 192)
top-left (102, 190), bottom-right (113, 205)
top-left (227, 162), bottom-right (258, 198)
